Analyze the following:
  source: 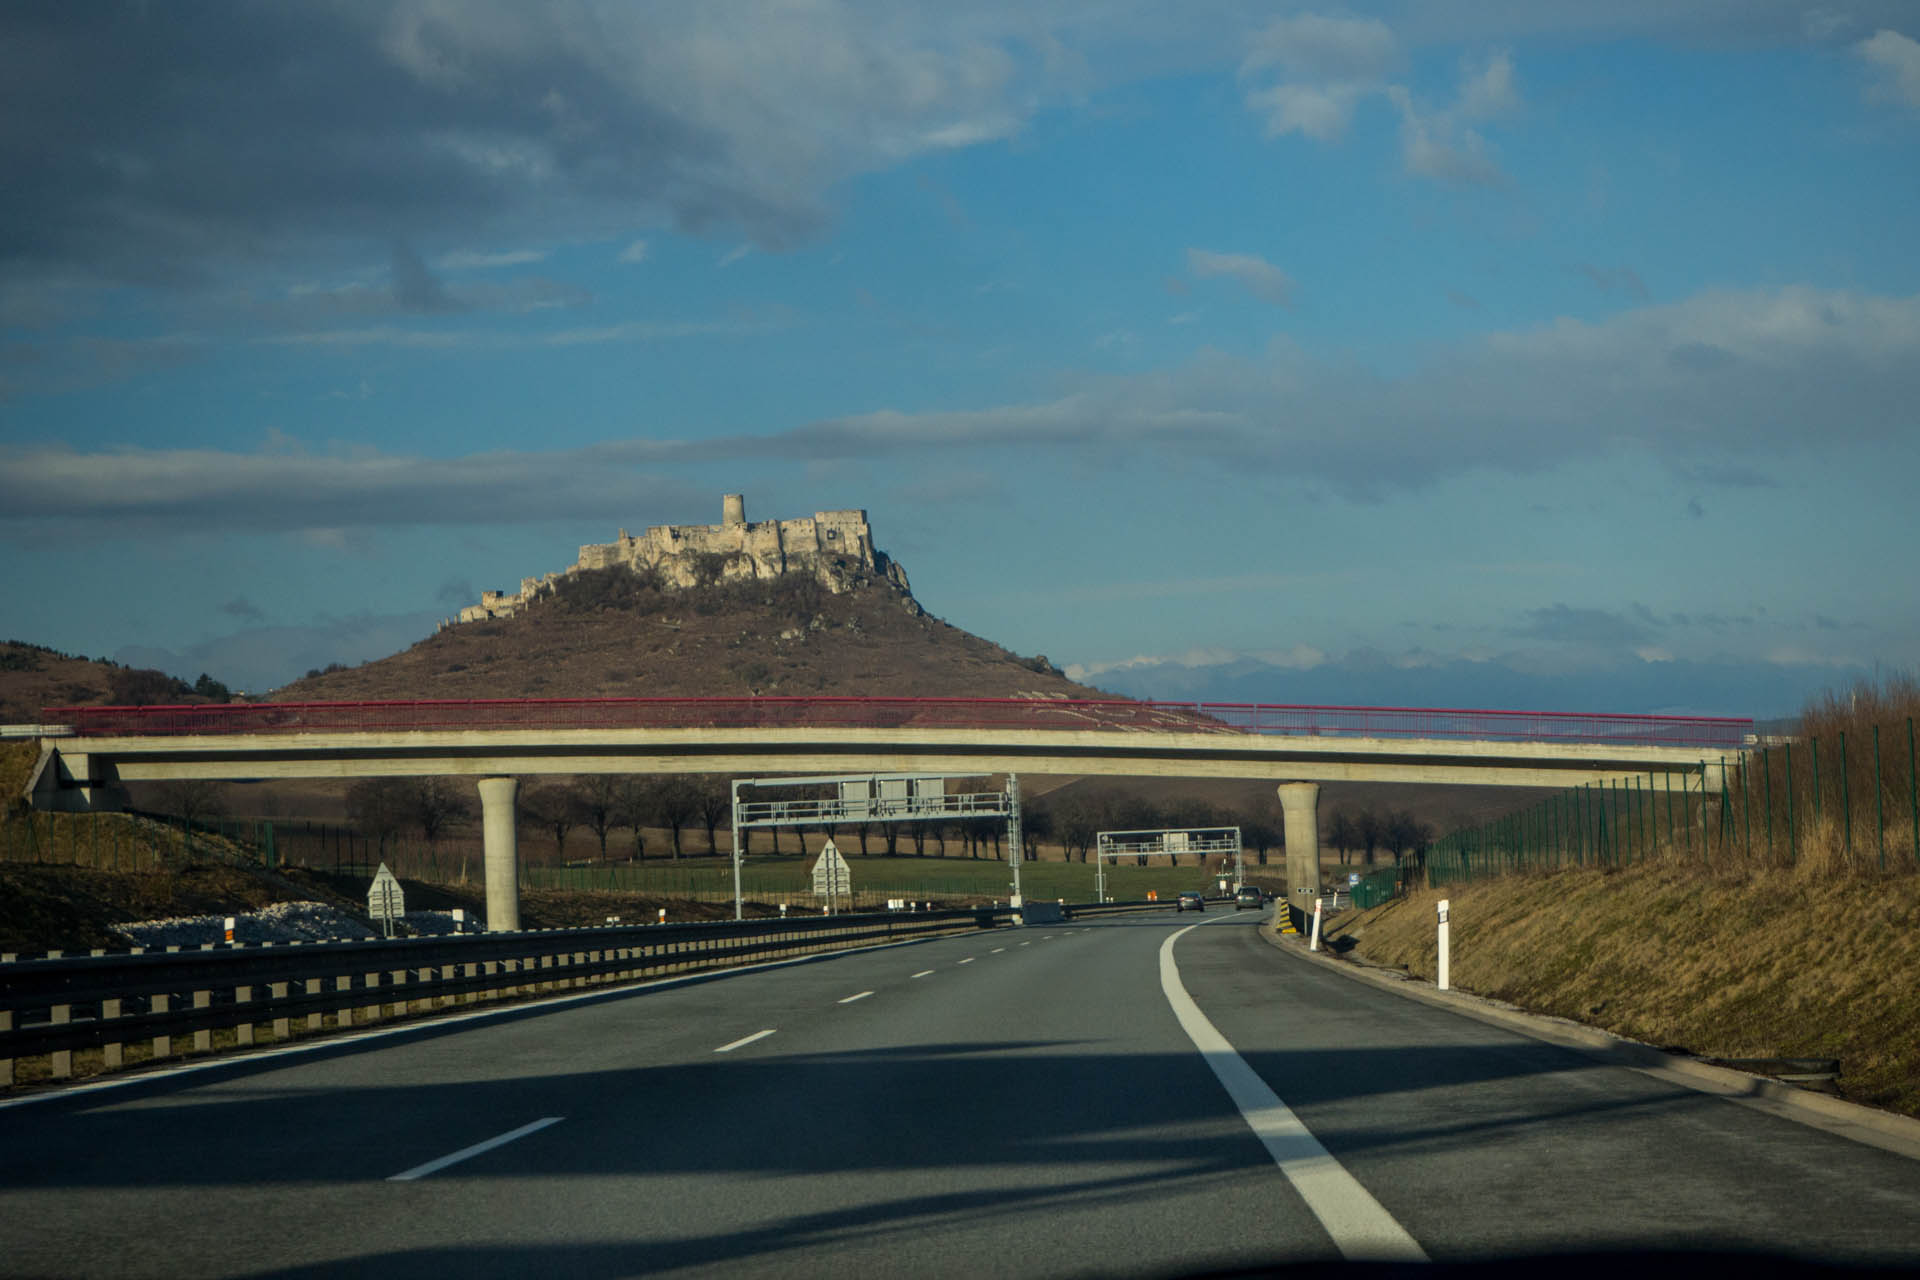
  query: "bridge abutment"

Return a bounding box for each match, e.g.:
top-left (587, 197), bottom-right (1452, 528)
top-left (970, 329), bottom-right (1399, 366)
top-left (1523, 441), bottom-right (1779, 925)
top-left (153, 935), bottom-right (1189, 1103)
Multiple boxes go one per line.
top-left (1278, 782), bottom-right (1322, 932)
top-left (477, 776), bottom-right (522, 933)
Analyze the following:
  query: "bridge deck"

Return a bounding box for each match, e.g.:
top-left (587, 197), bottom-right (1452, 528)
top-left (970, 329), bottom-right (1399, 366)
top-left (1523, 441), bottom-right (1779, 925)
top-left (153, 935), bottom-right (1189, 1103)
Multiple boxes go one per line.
top-left (43, 696), bottom-right (1753, 750)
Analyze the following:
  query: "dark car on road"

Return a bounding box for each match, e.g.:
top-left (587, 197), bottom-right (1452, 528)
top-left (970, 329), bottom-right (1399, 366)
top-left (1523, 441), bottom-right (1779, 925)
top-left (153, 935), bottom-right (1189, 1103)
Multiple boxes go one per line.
top-left (1175, 890), bottom-right (1205, 912)
top-left (1234, 886), bottom-right (1264, 910)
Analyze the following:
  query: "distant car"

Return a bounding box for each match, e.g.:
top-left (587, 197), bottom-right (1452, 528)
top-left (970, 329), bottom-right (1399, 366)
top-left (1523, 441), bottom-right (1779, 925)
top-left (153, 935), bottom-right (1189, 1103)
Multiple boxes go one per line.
top-left (1175, 891), bottom-right (1205, 912)
top-left (1234, 886), bottom-right (1264, 910)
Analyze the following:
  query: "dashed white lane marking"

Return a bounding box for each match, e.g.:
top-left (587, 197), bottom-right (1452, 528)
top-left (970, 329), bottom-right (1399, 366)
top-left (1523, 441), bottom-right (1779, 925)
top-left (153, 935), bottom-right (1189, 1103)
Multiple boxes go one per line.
top-left (1159, 924), bottom-right (1426, 1262)
top-left (912, 970), bottom-right (935, 979)
top-left (957, 958), bottom-right (975, 965)
top-left (838, 991), bottom-right (874, 1004)
top-left (1019, 941), bottom-right (1032, 947)
top-left (388, 1117), bottom-right (564, 1182)
top-left (990, 947), bottom-right (1007, 954)
top-left (713, 1029), bottom-right (777, 1053)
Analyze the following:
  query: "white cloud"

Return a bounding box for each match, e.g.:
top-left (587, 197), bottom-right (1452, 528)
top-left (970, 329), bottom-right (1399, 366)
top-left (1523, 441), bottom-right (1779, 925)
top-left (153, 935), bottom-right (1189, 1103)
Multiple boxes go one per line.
top-left (717, 244), bottom-right (752, 268)
top-left (1456, 49), bottom-right (1520, 119)
top-left (1186, 248), bottom-right (1294, 306)
top-left (617, 239), bottom-right (650, 264)
top-left (1240, 13), bottom-right (1396, 141)
top-left (1388, 87), bottom-right (1506, 187)
top-left (7, 285), bottom-right (1916, 531)
top-left (434, 248), bottom-right (549, 270)
top-left (1242, 13), bottom-right (1397, 82)
top-left (1065, 644), bottom-right (1327, 683)
top-left (1239, 12), bottom-right (1517, 186)
top-left (1244, 82), bottom-right (1371, 142)
top-left (1856, 28), bottom-right (1920, 108)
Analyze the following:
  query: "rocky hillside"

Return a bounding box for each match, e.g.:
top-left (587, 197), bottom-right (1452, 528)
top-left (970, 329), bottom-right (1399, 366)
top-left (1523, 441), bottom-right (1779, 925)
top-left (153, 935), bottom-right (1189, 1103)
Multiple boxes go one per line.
top-left (271, 567), bottom-right (1101, 702)
top-left (1, 641), bottom-right (231, 723)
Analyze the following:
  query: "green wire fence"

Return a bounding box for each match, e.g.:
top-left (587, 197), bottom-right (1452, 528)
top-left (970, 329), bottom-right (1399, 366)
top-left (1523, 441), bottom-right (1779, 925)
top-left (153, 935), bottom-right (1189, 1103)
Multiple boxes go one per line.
top-left (1429, 716), bottom-right (1920, 886)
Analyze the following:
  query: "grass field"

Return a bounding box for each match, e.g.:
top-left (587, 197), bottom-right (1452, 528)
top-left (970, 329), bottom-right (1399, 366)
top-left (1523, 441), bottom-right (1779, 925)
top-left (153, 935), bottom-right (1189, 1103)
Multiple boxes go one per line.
top-left (496, 854), bottom-right (1251, 906)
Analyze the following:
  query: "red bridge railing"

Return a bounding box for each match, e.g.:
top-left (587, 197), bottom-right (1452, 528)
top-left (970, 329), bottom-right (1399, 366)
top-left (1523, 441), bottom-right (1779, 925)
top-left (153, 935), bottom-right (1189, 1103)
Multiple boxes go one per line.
top-left (42, 697), bottom-right (1755, 750)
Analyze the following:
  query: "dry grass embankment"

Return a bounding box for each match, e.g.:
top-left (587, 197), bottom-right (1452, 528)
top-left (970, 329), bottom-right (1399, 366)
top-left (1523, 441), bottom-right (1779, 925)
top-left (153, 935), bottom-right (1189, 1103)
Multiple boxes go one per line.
top-left (1324, 859), bottom-right (1920, 1119)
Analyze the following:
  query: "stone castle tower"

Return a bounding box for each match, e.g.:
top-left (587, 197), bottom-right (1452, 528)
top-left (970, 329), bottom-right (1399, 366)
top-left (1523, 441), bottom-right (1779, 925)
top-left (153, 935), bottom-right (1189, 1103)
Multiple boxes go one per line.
top-left (456, 495), bottom-right (912, 624)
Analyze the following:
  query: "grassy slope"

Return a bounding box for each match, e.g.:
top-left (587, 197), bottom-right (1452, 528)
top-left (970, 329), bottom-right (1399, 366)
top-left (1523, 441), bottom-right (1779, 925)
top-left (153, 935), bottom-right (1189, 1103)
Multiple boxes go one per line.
top-left (270, 570), bottom-right (1095, 702)
top-left (1323, 860), bottom-right (1920, 1118)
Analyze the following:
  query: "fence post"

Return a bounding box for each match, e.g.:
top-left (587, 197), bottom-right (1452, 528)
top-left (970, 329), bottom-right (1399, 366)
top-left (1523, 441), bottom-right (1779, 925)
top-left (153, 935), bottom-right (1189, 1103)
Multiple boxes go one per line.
top-left (1785, 743), bottom-right (1796, 864)
top-left (1875, 724), bottom-right (1886, 871)
top-left (1740, 758), bottom-right (1753, 861)
top-left (1812, 737), bottom-right (1822, 825)
top-left (1762, 747), bottom-right (1774, 862)
top-left (1910, 717), bottom-right (1918, 867)
top-left (1840, 732), bottom-right (1852, 860)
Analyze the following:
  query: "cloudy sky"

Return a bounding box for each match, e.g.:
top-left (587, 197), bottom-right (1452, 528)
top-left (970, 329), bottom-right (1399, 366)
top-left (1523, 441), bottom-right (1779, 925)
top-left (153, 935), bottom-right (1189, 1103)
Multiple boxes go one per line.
top-left (3, 1), bottom-right (1916, 715)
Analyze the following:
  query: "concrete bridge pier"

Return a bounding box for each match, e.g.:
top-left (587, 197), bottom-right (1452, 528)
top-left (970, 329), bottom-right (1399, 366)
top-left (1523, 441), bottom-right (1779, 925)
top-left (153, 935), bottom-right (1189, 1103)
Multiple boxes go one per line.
top-left (1278, 782), bottom-right (1322, 933)
top-left (477, 776), bottom-right (522, 933)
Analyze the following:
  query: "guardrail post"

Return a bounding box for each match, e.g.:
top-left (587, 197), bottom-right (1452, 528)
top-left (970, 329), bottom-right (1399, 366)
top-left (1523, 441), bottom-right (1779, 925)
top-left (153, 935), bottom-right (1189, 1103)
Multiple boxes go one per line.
top-left (271, 983), bottom-right (289, 1040)
top-left (193, 989), bottom-right (212, 1052)
top-left (0, 1010), bottom-right (11, 1086)
top-left (102, 998), bottom-right (123, 1068)
top-left (362, 970), bottom-right (380, 1024)
top-left (51, 1004), bottom-right (71, 1079)
top-left (235, 985), bottom-right (253, 1046)
top-left (152, 992), bottom-right (171, 1061)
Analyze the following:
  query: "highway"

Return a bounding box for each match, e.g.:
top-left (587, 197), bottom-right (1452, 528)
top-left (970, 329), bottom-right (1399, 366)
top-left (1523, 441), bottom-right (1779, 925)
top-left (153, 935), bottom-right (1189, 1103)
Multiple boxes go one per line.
top-left (2, 913), bottom-right (1918, 1278)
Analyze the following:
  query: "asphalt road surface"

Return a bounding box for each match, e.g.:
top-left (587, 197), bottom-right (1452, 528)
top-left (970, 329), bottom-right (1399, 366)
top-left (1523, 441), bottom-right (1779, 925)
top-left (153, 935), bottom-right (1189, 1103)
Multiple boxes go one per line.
top-left (3, 913), bottom-right (1918, 1278)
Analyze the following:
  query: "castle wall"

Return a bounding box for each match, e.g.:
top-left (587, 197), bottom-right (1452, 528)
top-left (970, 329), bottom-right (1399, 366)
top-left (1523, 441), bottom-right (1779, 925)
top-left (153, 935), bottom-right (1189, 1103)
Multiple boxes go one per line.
top-left (457, 498), bottom-right (890, 624)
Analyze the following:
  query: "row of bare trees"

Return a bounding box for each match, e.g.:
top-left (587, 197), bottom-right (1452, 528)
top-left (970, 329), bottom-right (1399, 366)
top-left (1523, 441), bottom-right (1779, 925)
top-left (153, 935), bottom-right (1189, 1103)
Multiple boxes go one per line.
top-left (344, 775), bottom-right (733, 861)
top-left (337, 777), bottom-right (1437, 868)
top-left (1324, 807), bottom-right (1434, 868)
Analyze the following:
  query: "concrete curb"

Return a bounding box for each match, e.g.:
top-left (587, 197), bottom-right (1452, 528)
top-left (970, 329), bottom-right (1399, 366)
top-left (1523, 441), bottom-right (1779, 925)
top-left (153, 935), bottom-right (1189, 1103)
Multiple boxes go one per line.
top-left (1256, 917), bottom-right (1920, 1163)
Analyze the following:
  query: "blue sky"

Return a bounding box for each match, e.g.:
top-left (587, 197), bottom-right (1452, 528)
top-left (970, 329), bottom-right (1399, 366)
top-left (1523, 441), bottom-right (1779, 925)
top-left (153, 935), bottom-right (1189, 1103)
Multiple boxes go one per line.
top-left (3, 1), bottom-right (1917, 717)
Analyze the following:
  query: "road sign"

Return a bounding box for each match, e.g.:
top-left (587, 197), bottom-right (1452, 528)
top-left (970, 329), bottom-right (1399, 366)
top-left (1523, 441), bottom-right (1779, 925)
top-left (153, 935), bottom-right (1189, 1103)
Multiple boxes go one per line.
top-left (367, 862), bottom-right (406, 936)
top-left (811, 839), bottom-right (852, 899)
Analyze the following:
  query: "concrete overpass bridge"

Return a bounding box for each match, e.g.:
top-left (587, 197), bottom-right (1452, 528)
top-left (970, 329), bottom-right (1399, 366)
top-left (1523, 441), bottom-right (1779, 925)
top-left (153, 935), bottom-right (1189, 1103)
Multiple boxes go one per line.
top-left (23, 697), bottom-right (1754, 931)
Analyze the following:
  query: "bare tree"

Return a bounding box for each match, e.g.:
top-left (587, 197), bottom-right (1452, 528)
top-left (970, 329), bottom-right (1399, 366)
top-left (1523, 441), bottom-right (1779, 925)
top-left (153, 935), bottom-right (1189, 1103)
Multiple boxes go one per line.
top-left (612, 775), bottom-right (655, 860)
top-left (1242, 816), bottom-right (1280, 866)
top-left (409, 777), bottom-right (473, 847)
top-left (1327, 809), bottom-right (1360, 866)
top-left (654, 774), bottom-right (699, 859)
top-left (523, 783), bottom-right (581, 857)
top-left (696, 777), bottom-right (732, 855)
top-left (572, 775), bottom-right (623, 862)
top-left (1385, 810), bottom-right (1432, 870)
top-left (1357, 809), bottom-right (1384, 867)
top-left (152, 778), bottom-right (228, 830)
top-left (346, 778), bottom-right (413, 841)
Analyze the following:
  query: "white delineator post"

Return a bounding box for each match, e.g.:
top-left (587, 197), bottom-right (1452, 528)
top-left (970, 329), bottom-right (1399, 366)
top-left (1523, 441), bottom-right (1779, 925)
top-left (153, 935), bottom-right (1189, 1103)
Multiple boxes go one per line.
top-left (1308, 897), bottom-right (1324, 952)
top-left (1436, 898), bottom-right (1451, 991)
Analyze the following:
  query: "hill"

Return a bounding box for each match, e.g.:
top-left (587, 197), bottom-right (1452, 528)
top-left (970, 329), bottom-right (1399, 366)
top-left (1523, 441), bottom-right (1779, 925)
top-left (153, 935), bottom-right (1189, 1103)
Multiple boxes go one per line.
top-left (269, 566), bottom-right (1097, 703)
top-left (1, 641), bottom-right (231, 724)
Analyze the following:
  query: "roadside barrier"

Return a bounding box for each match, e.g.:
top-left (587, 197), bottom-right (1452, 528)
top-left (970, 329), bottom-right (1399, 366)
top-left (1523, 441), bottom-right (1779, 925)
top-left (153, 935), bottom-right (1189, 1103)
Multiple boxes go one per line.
top-left (0, 907), bottom-right (1008, 1089)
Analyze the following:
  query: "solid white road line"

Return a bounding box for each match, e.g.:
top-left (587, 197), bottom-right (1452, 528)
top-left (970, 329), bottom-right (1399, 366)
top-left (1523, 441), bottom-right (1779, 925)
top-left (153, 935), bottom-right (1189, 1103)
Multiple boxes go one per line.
top-left (1159, 924), bottom-right (1427, 1262)
top-left (713, 1029), bottom-right (777, 1053)
top-left (388, 1116), bottom-right (564, 1182)
top-left (838, 991), bottom-right (874, 1004)
top-left (912, 970), bottom-right (935, 979)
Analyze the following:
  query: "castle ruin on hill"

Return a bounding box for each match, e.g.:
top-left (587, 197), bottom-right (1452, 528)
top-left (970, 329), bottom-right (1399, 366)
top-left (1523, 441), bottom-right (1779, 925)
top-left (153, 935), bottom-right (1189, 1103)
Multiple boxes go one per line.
top-left (455, 495), bottom-right (913, 625)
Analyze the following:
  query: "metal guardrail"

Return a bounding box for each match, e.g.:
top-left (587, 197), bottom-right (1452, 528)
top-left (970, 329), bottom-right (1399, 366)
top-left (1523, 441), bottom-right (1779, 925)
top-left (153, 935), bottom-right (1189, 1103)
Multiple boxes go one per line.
top-left (0, 908), bottom-right (1007, 1088)
top-left (41, 697), bottom-right (1754, 749)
